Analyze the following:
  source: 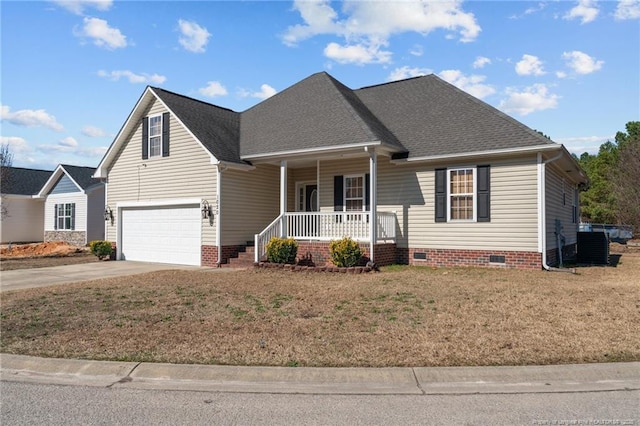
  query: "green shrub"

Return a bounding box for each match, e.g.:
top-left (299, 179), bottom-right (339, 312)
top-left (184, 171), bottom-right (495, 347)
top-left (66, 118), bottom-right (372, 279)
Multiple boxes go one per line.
top-left (266, 237), bottom-right (298, 264)
top-left (89, 240), bottom-right (113, 260)
top-left (329, 237), bottom-right (362, 267)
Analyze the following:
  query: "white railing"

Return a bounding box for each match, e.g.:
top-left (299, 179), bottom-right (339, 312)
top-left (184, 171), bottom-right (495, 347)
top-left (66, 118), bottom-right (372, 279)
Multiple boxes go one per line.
top-left (255, 214), bottom-right (284, 263)
top-left (255, 211), bottom-right (396, 262)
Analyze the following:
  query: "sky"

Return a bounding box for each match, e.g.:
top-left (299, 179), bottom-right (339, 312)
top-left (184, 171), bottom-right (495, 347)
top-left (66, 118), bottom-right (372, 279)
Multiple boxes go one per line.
top-left (1, 0), bottom-right (639, 171)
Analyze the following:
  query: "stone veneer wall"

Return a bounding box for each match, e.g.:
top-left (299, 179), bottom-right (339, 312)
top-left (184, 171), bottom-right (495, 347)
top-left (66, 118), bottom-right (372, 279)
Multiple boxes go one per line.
top-left (44, 231), bottom-right (86, 247)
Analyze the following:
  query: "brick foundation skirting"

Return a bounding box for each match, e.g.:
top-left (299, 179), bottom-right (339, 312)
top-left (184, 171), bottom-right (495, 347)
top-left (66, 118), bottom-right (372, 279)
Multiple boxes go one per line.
top-left (201, 245), bottom-right (245, 267)
top-left (296, 242), bottom-right (397, 267)
top-left (546, 243), bottom-right (577, 267)
top-left (403, 247), bottom-right (542, 270)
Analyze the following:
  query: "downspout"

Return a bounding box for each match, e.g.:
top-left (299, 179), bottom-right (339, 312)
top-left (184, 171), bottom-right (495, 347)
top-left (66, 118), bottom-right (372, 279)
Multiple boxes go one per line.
top-left (538, 152), bottom-right (574, 273)
top-left (216, 163), bottom-right (227, 266)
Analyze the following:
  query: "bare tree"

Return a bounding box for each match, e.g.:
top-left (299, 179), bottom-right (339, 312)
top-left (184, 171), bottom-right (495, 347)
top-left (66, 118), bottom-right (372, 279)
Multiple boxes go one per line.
top-left (1, 143), bottom-right (14, 219)
top-left (612, 124), bottom-right (640, 232)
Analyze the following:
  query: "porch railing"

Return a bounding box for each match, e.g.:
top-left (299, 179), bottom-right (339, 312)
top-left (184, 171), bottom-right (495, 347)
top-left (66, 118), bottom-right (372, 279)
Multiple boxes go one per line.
top-left (255, 211), bottom-right (396, 263)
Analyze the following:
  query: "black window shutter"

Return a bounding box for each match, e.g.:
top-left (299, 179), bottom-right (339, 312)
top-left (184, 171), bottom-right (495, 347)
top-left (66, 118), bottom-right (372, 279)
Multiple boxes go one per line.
top-left (142, 117), bottom-right (149, 160)
top-left (334, 175), bottom-right (343, 223)
top-left (334, 175), bottom-right (344, 211)
top-left (477, 165), bottom-right (490, 222)
top-left (162, 112), bottom-right (170, 157)
top-left (365, 173), bottom-right (370, 211)
top-left (54, 204), bottom-right (58, 230)
top-left (71, 203), bottom-right (76, 230)
top-left (435, 168), bottom-right (447, 222)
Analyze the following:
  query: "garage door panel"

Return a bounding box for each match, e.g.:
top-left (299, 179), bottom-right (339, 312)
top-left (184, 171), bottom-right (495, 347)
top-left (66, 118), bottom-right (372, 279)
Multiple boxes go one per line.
top-left (121, 205), bottom-right (200, 266)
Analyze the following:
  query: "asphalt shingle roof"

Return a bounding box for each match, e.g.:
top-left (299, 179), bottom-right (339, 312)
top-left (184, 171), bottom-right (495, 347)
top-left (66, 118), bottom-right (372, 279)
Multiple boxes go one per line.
top-left (1, 166), bottom-right (52, 195)
top-left (139, 72), bottom-right (557, 164)
top-left (239, 72), bottom-right (405, 157)
top-left (60, 165), bottom-right (99, 190)
top-left (151, 87), bottom-right (242, 164)
top-left (356, 74), bottom-right (555, 158)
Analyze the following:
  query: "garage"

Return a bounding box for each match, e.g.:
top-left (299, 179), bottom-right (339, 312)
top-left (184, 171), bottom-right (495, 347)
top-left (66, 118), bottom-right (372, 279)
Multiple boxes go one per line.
top-left (120, 204), bottom-right (201, 266)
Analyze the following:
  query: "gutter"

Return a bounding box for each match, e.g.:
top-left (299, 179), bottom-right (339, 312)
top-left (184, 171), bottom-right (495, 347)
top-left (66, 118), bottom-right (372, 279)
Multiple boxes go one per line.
top-left (538, 152), bottom-right (575, 273)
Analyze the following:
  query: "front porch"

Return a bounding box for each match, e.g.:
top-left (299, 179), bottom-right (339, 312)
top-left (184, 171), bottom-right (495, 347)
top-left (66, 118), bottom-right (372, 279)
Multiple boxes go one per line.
top-left (254, 211), bottom-right (397, 263)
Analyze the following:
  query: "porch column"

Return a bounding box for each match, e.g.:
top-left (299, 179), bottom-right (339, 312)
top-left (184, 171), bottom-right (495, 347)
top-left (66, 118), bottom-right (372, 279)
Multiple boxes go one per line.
top-left (280, 160), bottom-right (287, 237)
top-left (369, 149), bottom-right (377, 262)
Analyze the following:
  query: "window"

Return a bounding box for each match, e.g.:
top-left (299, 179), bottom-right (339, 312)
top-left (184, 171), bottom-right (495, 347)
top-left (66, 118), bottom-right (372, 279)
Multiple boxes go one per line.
top-left (435, 165), bottom-right (490, 223)
top-left (55, 203), bottom-right (75, 230)
top-left (448, 168), bottom-right (475, 221)
top-left (344, 175), bottom-right (364, 212)
top-left (149, 115), bottom-right (162, 158)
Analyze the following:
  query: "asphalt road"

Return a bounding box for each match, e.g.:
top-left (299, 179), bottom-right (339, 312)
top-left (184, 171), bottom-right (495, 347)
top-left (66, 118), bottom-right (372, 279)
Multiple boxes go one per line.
top-left (1, 381), bottom-right (638, 425)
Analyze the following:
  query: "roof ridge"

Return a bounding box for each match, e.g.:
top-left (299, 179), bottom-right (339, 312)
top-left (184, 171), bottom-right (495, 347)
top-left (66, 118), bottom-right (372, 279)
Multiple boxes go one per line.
top-left (1, 166), bottom-right (53, 172)
top-left (356, 74), bottom-right (433, 91)
top-left (150, 86), bottom-right (238, 114)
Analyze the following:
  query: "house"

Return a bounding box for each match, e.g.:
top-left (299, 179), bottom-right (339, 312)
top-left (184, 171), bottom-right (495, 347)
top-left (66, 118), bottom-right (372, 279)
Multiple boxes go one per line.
top-left (94, 72), bottom-right (587, 269)
top-left (1, 166), bottom-right (52, 243)
top-left (36, 164), bottom-right (105, 246)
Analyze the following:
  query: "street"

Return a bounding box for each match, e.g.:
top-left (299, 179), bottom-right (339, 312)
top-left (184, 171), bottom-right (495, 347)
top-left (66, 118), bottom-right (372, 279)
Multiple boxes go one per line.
top-left (1, 381), bottom-right (638, 425)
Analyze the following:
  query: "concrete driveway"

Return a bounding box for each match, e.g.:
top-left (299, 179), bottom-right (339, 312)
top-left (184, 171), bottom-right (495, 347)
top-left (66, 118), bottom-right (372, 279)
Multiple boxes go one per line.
top-left (0, 261), bottom-right (225, 292)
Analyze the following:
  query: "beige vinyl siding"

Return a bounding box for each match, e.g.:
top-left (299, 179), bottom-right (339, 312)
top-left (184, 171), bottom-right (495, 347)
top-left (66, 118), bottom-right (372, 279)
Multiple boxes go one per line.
top-left (105, 98), bottom-right (217, 245)
top-left (545, 163), bottom-right (578, 250)
top-left (0, 196), bottom-right (45, 243)
top-left (316, 155), bottom-right (539, 252)
top-left (44, 192), bottom-right (87, 232)
top-left (220, 164), bottom-right (280, 245)
top-left (86, 186), bottom-right (105, 242)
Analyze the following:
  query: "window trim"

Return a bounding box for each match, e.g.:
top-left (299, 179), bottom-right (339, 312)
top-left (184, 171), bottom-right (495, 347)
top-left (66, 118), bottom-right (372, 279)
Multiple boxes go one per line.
top-left (148, 114), bottom-right (163, 158)
top-left (446, 167), bottom-right (477, 222)
top-left (343, 174), bottom-right (365, 212)
top-left (55, 202), bottom-right (76, 230)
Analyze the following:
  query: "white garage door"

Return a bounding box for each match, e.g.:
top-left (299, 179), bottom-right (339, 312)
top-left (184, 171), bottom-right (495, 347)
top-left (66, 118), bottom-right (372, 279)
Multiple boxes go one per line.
top-left (121, 205), bottom-right (201, 266)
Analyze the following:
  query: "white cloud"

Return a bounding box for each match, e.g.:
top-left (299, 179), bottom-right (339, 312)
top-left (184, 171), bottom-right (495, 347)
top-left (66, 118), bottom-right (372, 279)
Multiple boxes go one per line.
top-left (510, 2), bottom-right (546, 19)
top-left (1, 136), bottom-right (33, 155)
top-left (562, 50), bottom-right (604, 74)
top-left (615, 0), bottom-right (640, 19)
top-left (81, 125), bottom-right (107, 137)
top-left (556, 71), bottom-right (568, 79)
top-left (409, 44), bottom-right (423, 57)
top-left (499, 84), bottom-right (560, 116)
top-left (555, 135), bottom-right (613, 155)
top-left (324, 40), bottom-right (391, 65)
top-left (515, 54), bottom-right (546, 76)
top-left (564, 0), bottom-right (599, 24)
top-left (438, 70), bottom-right (496, 99)
top-left (283, 0), bottom-right (480, 65)
top-left (76, 17), bottom-right (127, 50)
top-left (50, 0), bottom-right (112, 15)
top-left (472, 56), bottom-right (491, 69)
top-left (239, 84), bottom-right (277, 100)
top-left (97, 70), bottom-right (166, 84)
top-left (387, 66), bottom-right (431, 81)
top-left (178, 19), bottom-right (211, 53)
top-left (59, 137), bottom-right (78, 148)
top-left (198, 81), bottom-right (228, 98)
top-left (1, 105), bottom-right (64, 132)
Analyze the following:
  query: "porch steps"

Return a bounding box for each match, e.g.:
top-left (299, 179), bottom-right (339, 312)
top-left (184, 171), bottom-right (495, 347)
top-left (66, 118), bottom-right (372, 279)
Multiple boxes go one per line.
top-left (224, 243), bottom-right (256, 268)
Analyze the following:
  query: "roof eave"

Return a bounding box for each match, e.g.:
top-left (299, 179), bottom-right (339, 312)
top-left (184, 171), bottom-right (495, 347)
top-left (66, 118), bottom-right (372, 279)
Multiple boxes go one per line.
top-left (241, 140), bottom-right (403, 163)
top-left (391, 144), bottom-right (562, 164)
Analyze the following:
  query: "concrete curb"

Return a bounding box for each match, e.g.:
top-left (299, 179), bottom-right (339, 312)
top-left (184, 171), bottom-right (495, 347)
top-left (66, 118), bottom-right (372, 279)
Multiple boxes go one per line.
top-left (2, 354), bottom-right (639, 395)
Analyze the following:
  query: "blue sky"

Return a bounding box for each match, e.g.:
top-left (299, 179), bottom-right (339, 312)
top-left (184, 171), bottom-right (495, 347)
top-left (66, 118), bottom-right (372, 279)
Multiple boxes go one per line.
top-left (2, 0), bottom-right (639, 170)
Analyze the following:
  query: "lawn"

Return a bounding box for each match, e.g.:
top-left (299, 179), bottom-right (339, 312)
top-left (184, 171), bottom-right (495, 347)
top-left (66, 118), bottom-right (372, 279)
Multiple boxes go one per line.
top-left (1, 253), bottom-right (639, 367)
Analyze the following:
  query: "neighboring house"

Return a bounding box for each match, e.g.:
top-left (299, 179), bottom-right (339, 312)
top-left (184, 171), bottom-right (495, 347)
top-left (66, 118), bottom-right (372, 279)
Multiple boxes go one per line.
top-left (94, 72), bottom-right (587, 269)
top-left (37, 164), bottom-right (105, 246)
top-left (0, 166), bottom-right (52, 244)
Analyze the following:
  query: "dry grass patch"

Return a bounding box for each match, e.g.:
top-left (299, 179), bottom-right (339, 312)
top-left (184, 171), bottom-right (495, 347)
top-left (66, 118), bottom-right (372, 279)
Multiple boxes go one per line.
top-left (2, 254), bottom-right (639, 367)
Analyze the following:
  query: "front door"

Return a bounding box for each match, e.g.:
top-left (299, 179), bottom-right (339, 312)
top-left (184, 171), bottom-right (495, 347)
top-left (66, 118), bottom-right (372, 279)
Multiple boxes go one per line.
top-left (305, 185), bottom-right (318, 212)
